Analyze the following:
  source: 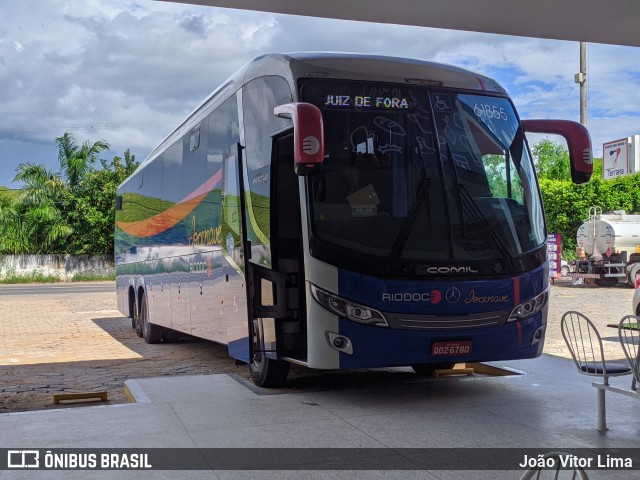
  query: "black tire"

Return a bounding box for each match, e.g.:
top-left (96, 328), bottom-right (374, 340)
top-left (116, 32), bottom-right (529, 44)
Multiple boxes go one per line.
top-left (595, 277), bottom-right (618, 287)
top-left (561, 265), bottom-right (570, 277)
top-left (162, 328), bottom-right (181, 343)
top-left (627, 263), bottom-right (640, 288)
top-left (134, 311), bottom-right (143, 338)
top-left (249, 318), bottom-right (290, 387)
top-left (141, 295), bottom-right (163, 344)
top-left (411, 363), bottom-right (456, 376)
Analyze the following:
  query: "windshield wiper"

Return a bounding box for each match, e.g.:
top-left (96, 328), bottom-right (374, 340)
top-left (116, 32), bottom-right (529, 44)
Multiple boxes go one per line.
top-left (446, 144), bottom-right (517, 268)
top-left (382, 176), bottom-right (431, 275)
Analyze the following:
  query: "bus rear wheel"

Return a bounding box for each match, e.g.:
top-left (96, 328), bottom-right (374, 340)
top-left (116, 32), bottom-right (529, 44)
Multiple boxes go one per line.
top-left (249, 318), bottom-right (290, 387)
top-left (411, 363), bottom-right (456, 376)
top-left (140, 295), bottom-right (163, 344)
top-left (133, 311), bottom-right (143, 337)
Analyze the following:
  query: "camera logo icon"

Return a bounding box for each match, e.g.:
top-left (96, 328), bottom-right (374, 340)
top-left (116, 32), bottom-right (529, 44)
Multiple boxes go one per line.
top-left (7, 450), bottom-right (40, 468)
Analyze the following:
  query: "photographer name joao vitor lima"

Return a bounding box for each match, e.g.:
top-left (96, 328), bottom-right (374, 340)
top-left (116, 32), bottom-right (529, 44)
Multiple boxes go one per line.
top-left (519, 453), bottom-right (633, 469)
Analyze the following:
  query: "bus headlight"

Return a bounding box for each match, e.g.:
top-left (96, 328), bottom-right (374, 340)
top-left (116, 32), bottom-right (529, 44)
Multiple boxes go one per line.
top-left (508, 288), bottom-right (548, 322)
top-left (310, 284), bottom-right (388, 327)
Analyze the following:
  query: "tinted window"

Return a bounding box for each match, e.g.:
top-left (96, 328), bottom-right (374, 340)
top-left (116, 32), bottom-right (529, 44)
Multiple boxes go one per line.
top-left (140, 157), bottom-right (163, 201)
top-left (162, 140), bottom-right (183, 204)
top-left (300, 79), bottom-right (545, 276)
top-left (208, 95), bottom-right (240, 175)
top-left (181, 123), bottom-right (207, 201)
top-left (242, 76), bottom-right (293, 241)
top-left (243, 76), bottom-right (293, 171)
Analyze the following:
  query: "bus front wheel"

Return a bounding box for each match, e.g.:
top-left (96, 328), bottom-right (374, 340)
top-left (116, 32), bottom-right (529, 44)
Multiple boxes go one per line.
top-left (249, 318), bottom-right (290, 387)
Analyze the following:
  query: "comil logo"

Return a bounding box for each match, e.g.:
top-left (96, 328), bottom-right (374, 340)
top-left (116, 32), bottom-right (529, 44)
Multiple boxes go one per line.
top-left (382, 291), bottom-right (442, 304)
top-left (8, 450), bottom-right (39, 468)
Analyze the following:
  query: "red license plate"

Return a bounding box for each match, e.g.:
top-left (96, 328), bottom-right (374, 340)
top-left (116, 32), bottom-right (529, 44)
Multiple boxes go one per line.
top-left (431, 340), bottom-right (472, 356)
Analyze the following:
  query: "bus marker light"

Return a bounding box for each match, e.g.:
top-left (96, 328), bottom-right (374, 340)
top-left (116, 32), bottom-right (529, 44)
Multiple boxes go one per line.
top-left (531, 326), bottom-right (546, 345)
top-left (327, 332), bottom-right (353, 355)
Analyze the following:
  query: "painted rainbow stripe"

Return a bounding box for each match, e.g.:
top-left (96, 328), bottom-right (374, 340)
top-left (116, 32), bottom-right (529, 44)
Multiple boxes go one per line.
top-left (117, 169), bottom-right (223, 238)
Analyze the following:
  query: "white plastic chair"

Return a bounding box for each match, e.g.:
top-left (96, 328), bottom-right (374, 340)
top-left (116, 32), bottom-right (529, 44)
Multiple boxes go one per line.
top-left (560, 311), bottom-right (632, 431)
top-left (618, 314), bottom-right (640, 391)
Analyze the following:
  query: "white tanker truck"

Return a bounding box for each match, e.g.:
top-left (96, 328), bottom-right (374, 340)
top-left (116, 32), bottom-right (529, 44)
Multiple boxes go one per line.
top-left (572, 207), bottom-right (640, 287)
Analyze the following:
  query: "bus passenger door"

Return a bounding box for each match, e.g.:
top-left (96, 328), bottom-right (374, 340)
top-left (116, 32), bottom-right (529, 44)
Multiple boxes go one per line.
top-left (268, 132), bottom-right (307, 361)
top-left (249, 133), bottom-right (307, 364)
top-left (222, 145), bottom-right (250, 360)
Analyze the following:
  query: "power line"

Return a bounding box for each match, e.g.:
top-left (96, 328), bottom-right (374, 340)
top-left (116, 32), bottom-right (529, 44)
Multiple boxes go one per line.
top-left (0, 122), bottom-right (173, 133)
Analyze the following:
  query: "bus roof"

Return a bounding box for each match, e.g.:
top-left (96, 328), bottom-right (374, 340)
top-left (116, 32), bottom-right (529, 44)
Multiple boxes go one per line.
top-left (134, 52), bottom-right (505, 173)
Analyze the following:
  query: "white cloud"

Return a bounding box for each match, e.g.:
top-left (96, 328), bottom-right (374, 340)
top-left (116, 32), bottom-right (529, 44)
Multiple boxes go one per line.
top-left (0, 0), bottom-right (638, 187)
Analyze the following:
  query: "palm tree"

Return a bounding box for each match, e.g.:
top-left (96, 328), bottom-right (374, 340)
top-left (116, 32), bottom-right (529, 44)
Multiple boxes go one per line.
top-left (56, 132), bottom-right (110, 187)
top-left (3, 167), bottom-right (73, 254)
top-left (0, 194), bottom-right (21, 253)
top-left (4, 132), bottom-right (110, 254)
top-left (13, 163), bottom-right (65, 204)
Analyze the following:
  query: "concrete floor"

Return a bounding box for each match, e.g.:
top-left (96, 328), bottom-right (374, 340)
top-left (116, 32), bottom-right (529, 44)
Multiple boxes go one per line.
top-left (1, 355), bottom-right (639, 479)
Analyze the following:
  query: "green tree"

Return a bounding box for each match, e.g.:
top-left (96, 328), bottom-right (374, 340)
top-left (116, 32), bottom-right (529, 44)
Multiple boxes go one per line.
top-left (9, 163), bottom-right (71, 253)
top-left (64, 150), bottom-right (139, 254)
top-left (539, 170), bottom-right (640, 259)
top-left (0, 194), bottom-right (72, 254)
top-left (1, 132), bottom-right (116, 255)
top-left (56, 132), bottom-right (110, 187)
top-left (531, 138), bottom-right (571, 181)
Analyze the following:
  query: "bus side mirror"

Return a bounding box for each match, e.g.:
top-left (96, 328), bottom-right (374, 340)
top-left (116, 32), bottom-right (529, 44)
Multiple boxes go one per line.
top-left (115, 195), bottom-right (123, 211)
top-left (522, 119), bottom-right (593, 184)
top-left (274, 102), bottom-right (324, 175)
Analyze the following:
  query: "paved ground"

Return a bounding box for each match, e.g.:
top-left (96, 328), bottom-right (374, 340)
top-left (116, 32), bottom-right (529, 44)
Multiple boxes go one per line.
top-left (0, 279), bottom-right (636, 414)
top-left (545, 279), bottom-right (635, 360)
top-left (0, 283), bottom-right (249, 414)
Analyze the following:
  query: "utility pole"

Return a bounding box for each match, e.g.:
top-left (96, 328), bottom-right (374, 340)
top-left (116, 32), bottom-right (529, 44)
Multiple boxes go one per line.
top-left (574, 41), bottom-right (587, 127)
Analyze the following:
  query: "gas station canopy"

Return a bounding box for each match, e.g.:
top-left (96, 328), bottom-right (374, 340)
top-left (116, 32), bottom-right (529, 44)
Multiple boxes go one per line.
top-left (161, 0), bottom-right (640, 47)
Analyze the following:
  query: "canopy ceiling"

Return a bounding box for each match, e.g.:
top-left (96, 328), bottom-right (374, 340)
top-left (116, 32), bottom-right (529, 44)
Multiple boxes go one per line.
top-left (160, 0), bottom-right (640, 47)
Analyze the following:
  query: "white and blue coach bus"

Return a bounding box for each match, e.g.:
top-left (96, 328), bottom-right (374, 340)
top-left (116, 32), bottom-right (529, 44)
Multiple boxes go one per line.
top-left (115, 53), bottom-right (592, 386)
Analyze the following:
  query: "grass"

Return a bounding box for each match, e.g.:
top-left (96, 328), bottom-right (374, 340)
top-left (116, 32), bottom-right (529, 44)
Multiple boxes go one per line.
top-left (70, 273), bottom-right (115, 282)
top-left (0, 271), bottom-right (115, 284)
top-left (0, 271), bottom-right (58, 284)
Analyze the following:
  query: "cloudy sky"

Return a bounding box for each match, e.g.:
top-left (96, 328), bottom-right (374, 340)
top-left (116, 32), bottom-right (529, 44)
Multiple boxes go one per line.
top-left (0, 0), bottom-right (639, 187)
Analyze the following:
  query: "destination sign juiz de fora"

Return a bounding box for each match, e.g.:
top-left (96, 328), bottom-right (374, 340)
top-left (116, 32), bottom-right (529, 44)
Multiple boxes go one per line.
top-left (324, 94), bottom-right (410, 109)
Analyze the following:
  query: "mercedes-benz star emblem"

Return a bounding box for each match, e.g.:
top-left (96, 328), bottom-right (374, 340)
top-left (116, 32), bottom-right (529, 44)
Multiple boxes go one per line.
top-left (446, 287), bottom-right (461, 304)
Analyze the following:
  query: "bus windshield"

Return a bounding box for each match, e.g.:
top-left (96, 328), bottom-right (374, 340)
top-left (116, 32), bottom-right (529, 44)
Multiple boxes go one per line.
top-left (300, 80), bottom-right (545, 276)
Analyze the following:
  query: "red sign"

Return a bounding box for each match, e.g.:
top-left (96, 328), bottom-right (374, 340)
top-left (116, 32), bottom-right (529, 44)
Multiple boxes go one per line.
top-left (547, 233), bottom-right (562, 278)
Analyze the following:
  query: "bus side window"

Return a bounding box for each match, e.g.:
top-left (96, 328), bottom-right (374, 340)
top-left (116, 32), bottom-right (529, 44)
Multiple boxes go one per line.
top-left (208, 95), bottom-right (240, 179)
top-left (242, 76), bottom-right (293, 240)
top-left (181, 122), bottom-right (207, 204)
top-left (243, 76), bottom-right (292, 172)
top-left (161, 141), bottom-right (183, 205)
